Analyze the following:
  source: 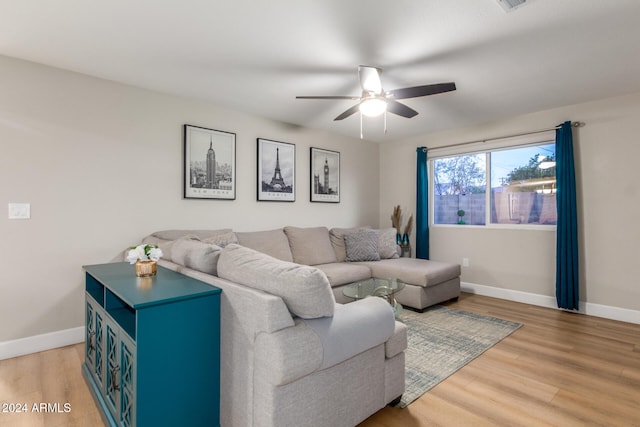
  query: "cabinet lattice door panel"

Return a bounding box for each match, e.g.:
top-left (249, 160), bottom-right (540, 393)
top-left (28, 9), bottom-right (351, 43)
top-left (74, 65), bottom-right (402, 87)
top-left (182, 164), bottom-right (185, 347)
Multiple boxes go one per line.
top-left (94, 310), bottom-right (104, 388)
top-left (82, 262), bottom-right (221, 427)
top-left (119, 333), bottom-right (136, 427)
top-left (85, 301), bottom-right (95, 367)
top-left (86, 297), bottom-right (105, 391)
top-left (104, 317), bottom-right (120, 419)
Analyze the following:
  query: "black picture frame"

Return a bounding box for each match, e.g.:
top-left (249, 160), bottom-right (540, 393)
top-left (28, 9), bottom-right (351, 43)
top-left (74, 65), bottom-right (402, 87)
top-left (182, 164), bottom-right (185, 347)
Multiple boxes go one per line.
top-left (310, 147), bottom-right (340, 203)
top-left (257, 138), bottom-right (295, 202)
top-left (183, 124), bottom-right (236, 200)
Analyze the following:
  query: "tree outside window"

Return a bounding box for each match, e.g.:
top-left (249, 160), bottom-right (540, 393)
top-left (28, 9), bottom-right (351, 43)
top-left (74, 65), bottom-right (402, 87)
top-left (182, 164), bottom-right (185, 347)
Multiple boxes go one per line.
top-left (433, 153), bottom-right (486, 225)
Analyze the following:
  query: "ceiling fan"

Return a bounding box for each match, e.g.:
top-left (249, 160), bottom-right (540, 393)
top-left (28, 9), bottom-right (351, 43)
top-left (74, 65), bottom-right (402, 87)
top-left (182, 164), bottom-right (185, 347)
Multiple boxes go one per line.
top-left (296, 65), bottom-right (456, 137)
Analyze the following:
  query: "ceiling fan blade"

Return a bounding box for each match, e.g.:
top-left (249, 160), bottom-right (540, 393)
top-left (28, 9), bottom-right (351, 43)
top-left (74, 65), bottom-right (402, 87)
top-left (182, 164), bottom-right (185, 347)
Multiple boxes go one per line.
top-left (358, 65), bottom-right (382, 94)
top-left (334, 104), bottom-right (360, 121)
top-left (388, 82), bottom-right (456, 99)
top-left (386, 99), bottom-right (419, 118)
top-left (296, 95), bottom-right (360, 100)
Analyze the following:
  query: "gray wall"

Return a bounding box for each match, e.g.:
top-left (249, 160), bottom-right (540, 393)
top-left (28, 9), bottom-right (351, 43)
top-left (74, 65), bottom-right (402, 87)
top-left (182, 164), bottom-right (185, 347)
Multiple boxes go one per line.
top-left (379, 91), bottom-right (640, 314)
top-left (0, 55), bottom-right (380, 342)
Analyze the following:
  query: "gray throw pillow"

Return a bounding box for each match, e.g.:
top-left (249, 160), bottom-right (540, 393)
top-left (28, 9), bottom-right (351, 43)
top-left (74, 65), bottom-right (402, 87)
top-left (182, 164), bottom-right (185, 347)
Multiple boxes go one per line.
top-left (171, 238), bottom-right (223, 276)
top-left (345, 230), bottom-right (380, 262)
top-left (143, 233), bottom-right (200, 262)
top-left (376, 228), bottom-right (400, 259)
top-left (202, 231), bottom-right (238, 247)
top-left (329, 226), bottom-right (371, 262)
top-left (217, 244), bottom-right (335, 319)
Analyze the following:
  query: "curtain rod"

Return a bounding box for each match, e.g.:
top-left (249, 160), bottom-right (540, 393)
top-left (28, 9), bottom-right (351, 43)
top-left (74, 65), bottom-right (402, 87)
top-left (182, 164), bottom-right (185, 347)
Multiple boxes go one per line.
top-left (425, 121), bottom-right (584, 152)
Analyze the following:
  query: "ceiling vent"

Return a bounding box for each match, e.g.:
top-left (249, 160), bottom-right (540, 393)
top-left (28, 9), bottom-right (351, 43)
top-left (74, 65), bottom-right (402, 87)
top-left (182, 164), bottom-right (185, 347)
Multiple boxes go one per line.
top-left (496, 0), bottom-right (527, 12)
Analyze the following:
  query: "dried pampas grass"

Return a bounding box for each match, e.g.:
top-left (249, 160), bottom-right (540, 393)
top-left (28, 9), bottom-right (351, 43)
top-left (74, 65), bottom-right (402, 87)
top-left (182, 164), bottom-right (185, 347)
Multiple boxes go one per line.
top-left (391, 205), bottom-right (402, 234)
top-left (404, 214), bottom-right (413, 236)
top-left (391, 206), bottom-right (413, 239)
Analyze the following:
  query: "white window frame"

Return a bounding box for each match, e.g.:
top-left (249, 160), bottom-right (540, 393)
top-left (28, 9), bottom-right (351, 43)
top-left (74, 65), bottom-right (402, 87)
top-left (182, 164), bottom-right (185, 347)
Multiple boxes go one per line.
top-left (428, 131), bottom-right (557, 231)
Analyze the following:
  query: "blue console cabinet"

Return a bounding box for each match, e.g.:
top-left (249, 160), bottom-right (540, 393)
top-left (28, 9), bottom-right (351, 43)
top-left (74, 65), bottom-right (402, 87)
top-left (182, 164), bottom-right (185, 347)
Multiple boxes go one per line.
top-left (82, 262), bottom-right (221, 427)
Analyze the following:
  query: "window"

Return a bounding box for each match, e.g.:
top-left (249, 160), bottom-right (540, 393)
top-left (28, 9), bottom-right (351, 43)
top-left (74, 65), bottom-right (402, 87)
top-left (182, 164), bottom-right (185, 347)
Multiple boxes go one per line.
top-left (431, 142), bottom-right (556, 227)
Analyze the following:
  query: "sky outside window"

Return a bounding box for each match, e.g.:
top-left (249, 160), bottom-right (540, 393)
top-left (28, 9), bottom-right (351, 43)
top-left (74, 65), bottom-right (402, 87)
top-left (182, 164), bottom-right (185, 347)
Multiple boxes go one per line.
top-left (490, 143), bottom-right (555, 188)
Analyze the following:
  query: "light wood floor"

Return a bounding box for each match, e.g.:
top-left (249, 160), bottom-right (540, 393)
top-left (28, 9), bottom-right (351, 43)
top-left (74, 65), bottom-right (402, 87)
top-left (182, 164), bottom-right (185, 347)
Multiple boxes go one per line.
top-left (0, 341), bottom-right (103, 427)
top-left (360, 293), bottom-right (640, 427)
top-left (1, 293), bottom-right (638, 427)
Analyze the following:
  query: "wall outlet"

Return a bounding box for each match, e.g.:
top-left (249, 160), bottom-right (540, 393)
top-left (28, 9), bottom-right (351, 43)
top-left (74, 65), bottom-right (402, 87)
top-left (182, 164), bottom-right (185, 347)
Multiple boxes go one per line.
top-left (462, 257), bottom-right (470, 268)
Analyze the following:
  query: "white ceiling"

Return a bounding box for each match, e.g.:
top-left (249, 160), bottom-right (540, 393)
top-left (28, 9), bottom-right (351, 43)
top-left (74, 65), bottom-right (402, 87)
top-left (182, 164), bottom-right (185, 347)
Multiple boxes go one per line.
top-left (2, 0), bottom-right (640, 142)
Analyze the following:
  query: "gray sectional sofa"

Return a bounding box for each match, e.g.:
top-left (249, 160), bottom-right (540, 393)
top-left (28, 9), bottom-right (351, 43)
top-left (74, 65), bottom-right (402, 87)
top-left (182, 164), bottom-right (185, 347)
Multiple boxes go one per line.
top-left (147, 226), bottom-right (461, 310)
top-left (141, 226), bottom-right (460, 427)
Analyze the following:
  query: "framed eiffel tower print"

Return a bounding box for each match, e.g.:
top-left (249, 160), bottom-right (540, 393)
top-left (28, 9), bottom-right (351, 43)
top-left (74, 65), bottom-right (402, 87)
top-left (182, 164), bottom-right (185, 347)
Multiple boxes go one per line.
top-left (257, 138), bottom-right (295, 202)
top-left (310, 147), bottom-right (340, 203)
top-left (184, 124), bottom-right (236, 200)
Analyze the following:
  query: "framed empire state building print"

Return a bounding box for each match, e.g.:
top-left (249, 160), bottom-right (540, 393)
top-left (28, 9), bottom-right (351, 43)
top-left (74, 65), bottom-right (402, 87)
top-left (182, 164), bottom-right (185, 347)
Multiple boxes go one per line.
top-left (257, 138), bottom-right (295, 202)
top-left (310, 147), bottom-right (340, 203)
top-left (184, 124), bottom-right (236, 200)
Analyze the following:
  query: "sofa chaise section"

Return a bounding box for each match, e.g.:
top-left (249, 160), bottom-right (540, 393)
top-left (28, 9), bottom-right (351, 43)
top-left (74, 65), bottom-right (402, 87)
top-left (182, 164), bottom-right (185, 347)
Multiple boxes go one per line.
top-left (280, 226), bottom-right (461, 310)
top-left (354, 258), bottom-right (461, 311)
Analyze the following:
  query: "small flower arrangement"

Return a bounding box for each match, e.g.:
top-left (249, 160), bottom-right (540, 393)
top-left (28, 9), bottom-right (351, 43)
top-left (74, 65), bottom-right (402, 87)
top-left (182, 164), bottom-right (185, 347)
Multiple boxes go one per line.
top-left (126, 244), bottom-right (163, 264)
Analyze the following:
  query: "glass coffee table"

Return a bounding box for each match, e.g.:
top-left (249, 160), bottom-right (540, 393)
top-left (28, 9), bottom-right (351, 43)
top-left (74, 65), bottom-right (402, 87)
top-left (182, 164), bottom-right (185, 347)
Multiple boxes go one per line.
top-left (343, 278), bottom-right (405, 317)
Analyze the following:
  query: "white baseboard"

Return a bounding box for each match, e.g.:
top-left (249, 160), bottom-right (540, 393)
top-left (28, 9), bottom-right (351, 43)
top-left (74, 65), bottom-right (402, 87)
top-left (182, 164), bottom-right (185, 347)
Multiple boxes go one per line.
top-left (0, 327), bottom-right (84, 361)
top-left (3, 283), bottom-right (639, 361)
top-left (461, 282), bottom-right (640, 325)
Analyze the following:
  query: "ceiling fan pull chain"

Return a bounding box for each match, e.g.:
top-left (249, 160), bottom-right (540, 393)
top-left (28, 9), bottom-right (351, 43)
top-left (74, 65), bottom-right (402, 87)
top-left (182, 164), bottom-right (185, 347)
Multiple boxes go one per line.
top-left (360, 112), bottom-right (364, 139)
top-left (384, 111), bottom-right (388, 134)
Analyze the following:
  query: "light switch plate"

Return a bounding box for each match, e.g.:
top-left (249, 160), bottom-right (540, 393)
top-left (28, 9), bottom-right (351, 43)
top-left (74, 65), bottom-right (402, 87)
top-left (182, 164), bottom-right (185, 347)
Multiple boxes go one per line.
top-left (8, 203), bottom-right (31, 219)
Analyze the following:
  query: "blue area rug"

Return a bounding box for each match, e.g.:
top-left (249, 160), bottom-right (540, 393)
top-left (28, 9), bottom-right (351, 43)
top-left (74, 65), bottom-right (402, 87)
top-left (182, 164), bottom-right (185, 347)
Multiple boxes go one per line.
top-left (397, 305), bottom-right (522, 408)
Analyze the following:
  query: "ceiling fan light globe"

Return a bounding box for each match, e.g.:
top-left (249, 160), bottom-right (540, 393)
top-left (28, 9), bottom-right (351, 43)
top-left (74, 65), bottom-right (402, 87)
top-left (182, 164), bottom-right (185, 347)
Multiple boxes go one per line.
top-left (359, 98), bottom-right (387, 117)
